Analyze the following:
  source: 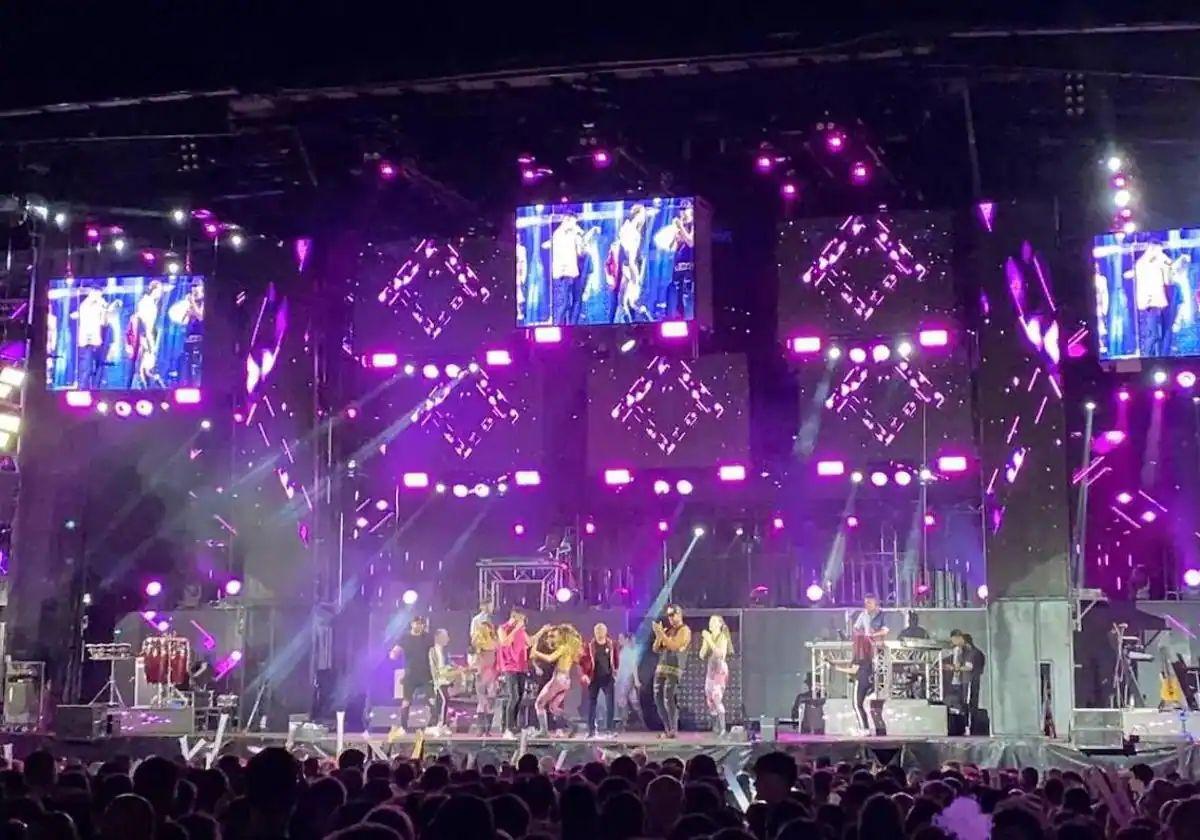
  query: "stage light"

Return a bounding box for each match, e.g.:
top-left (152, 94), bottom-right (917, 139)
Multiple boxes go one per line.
top-left (134, 400), bottom-right (153, 417)
top-left (65, 390), bottom-right (93, 408)
top-left (676, 479), bottom-right (694, 496)
top-left (924, 513), bottom-right (936, 527)
top-left (166, 261), bottom-right (181, 276)
top-left (374, 499), bottom-right (389, 511)
top-left (1122, 220), bottom-right (1138, 235)
top-left (693, 526), bottom-right (706, 538)
top-left (1153, 370), bottom-right (1168, 385)
top-left (54, 211), bottom-right (68, 228)
top-left (452, 484), bottom-right (469, 498)
top-left (1185, 569), bottom-right (1200, 588)
top-left (848, 347), bottom-right (867, 364)
top-left (1178, 371), bottom-right (1196, 389)
top-left (224, 579), bottom-right (243, 596)
top-left (805, 584), bottom-right (825, 603)
top-left (1111, 174), bottom-right (1128, 189)
top-left (86, 226), bottom-right (100, 241)
top-left (849, 161), bottom-right (871, 185)
top-left (619, 338), bottom-right (637, 353)
top-left (660, 321), bottom-right (689, 339)
top-left (378, 160), bottom-right (398, 180)
top-left (1103, 430), bottom-right (1126, 445)
top-left (555, 586), bottom-right (574, 604)
top-left (229, 232), bottom-right (245, 250)
top-left (174, 388), bottom-right (201, 405)
top-left (1113, 189), bottom-right (1132, 208)
top-left (1140, 510), bottom-right (1157, 523)
top-left (141, 250), bottom-right (157, 265)
top-left (1084, 400), bottom-right (1096, 411)
top-left (403, 363), bottom-right (416, 376)
top-left (513, 523), bottom-right (525, 536)
top-left (468, 362), bottom-right (479, 373)
top-left (114, 400), bottom-right (132, 417)
top-left (203, 222), bottom-right (219, 237)
top-left (870, 471), bottom-right (888, 487)
top-left (850, 471), bottom-right (864, 484)
top-left (1106, 155), bottom-right (1123, 173)
top-left (112, 237), bottom-right (127, 254)
top-left (754, 154), bottom-right (774, 173)
top-left (937, 455), bottom-right (969, 473)
top-left (827, 346), bottom-right (842, 360)
top-left (485, 349), bottom-right (512, 366)
top-left (520, 168), bottom-right (537, 183)
top-left (604, 468), bottom-right (633, 486)
top-left (825, 130), bottom-right (845, 152)
top-left (402, 589), bottom-right (419, 606)
top-left (144, 580), bottom-right (163, 597)
top-left (896, 340), bottom-right (913, 358)
top-left (533, 326), bottom-right (562, 344)
top-left (445, 363), bottom-right (462, 378)
top-left (658, 520), bottom-right (669, 533)
top-left (402, 472), bottom-right (430, 489)
top-left (592, 149), bottom-right (611, 168)
top-left (171, 208), bottom-right (188, 225)
top-left (1116, 492), bottom-right (1133, 504)
top-left (846, 515), bottom-right (859, 528)
top-left (976, 584), bottom-right (989, 600)
top-left (435, 483), bottom-right (446, 493)
top-left (718, 464), bottom-right (747, 482)
top-left (918, 329), bottom-right (949, 347)
top-left (919, 467), bottom-right (934, 482)
top-left (817, 460), bottom-right (845, 477)
top-left (790, 336), bottom-right (822, 354)
top-left (355, 516), bottom-right (369, 528)
top-left (894, 471), bottom-right (912, 487)
top-left (653, 479), bottom-right (670, 495)
top-left (1117, 389), bottom-right (1131, 402)
top-left (772, 516), bottom-right (784, 530)
top-left (474, 483), bottom-right (491, 498)
top-left (585, 521), bottom-right (596, 535)
top-left (96, 401), bottom-right (109, 414)
top-left (422, 364), bottom-right (439, 379)
top-left (514, 470), bottom-right (541, 487)
top-left (871, 344), bottom-right (891, 363)
top-left (370, 352), bottom-right (398, 369)
top-left (157, 621), bottom-right (170, 632)
top-left (229, 650), bottom-right (244, 663)
top-left (82, 593), bottom-right (92, 607)
top-left (780, 182), bottom-right (798, 199)
top-left (1154, 389), bottom-right (1166, 401)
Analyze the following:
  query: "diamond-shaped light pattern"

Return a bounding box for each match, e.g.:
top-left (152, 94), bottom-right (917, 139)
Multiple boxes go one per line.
top-left (412, 368), bottom-right (522, 460)
top-left (826, 359), bottom-right (947, 447)
top-left (611, 356), bottom-right (725, 456)
top-left (378, 239), bottom-right (493, 340)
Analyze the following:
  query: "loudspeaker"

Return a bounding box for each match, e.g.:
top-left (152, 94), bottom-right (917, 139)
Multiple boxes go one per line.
top-left (368, 705), bottom-right (403, 733)
top-left (56, 705), bottom-right (107, 739)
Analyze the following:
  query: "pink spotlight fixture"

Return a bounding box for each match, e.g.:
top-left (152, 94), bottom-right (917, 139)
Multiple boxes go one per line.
top-left (592, 149), bottom-right (611, 168)
top-left (514, 469), bottom-right (541, 487)
top-left (144, 580), bottom-right (163, 597)
top-left (378, 160), bottom-right (398, 180)
top-left (1102, 430), bottom-right (1126, 445)
top-left (805, 583), bottom-right (825, 603)
top-left (780, 182), bottom-right (798, 199)
top-left (513, 523), bottom-right (526, 536)
top-left (849, 161), bottom-right (871, 185)
top-left (816, 460), bottom-right (846, 477)
top-left (401, 472), bottom-right (430, 489)
top-left (870, 471), bottom-right (889, 487)
top-left (584, 521), bottom-right (596, 535)
top-left (825, 130), bottom-right (845, 153)
top-left (223, 579), bottom-right (243, 596)
top-left (174, 388), bottom-right (201, 405)
top-left (846, 515), bottom-right (859, 528)
top-left (604, 468), bottom-right (633, 486)
top-left (1141, 510), bottom-right (1157, 523)
top-left (370, 352), bottom-right (399, 369)
top-left (1116, 491), bottom-right (1133, 504)
top-left (755, 154), bottom-right (774, 173)
top-left (1185, 569), bottom-right (1200, 588)
top-left (1178, 371), bottom-right (1197, 389)
top-left (114, 400), bottom-right (133, 417)
top-left (772, 516), bottom-right (785, 530)
top-left (660, 321), bottom-right (689, 339)
top-left (718, 464), bottom-right (747, 482)
top-left (555, 586), bottom-right (574, 604)
top-left (976, 584), bottom-right (989, 600)
top-left (658, 520), bottom-right (669, 533)
top-left (134, 400), bottom-right (154, 417)
top-left (1154, 389), bottom-right (1166, 401)
top-left (936, 455), bottom-right (969, 473)
top-left (848, 347), bottom-right (867, 364)
top-left (923, 513), bottom-right (936, 527)
top-left (86, 226), bottom-right (100, 241)
top-left (871, 344), bottom-right (891, 363)
top-left (918, 329), bottom-right (950, 348)
top-left (790, 336), bottom-right (822, 354)
top-left (894, 471), bottom-right (913, 487)
top-left (65, 390), bottom-right (93, 408)
top-left (485, 349), bottom-right (513, 366)
top-left (533, 326), bottom-right (562, 344)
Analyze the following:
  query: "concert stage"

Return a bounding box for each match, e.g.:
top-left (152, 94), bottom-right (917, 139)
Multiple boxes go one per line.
top-left (5, 729), bottom-right (1199, 776)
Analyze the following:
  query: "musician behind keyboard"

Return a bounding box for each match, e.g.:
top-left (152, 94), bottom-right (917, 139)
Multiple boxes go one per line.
top-left (896, 610), bottom-right (930, 641)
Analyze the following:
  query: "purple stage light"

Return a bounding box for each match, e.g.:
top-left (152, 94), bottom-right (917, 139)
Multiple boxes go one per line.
top-left (485, 349), bottom-right (512, 366)
top-left (174, 388), bottom-right (201, 405)
top-left (114, 400), bottom-right (132, 417)
top-left (378, 160), bottom-right (398, 180)
top-left (1178, 371), bottom-right (1196, 389)
top-left (402, 589), bottom-right (419, 606)
top-left (592, 149), bottom-right (611, 168)
top-left (402, 472), bottom-right (430, 489)
top-left (937, 455), bottom-right (969, 473)
top-left (515, 470), bottom-right (541, 487)
top-left (660, 321), bottom-right (689, 339)
top-left (848, 347), bottom-right (867, 364)
top-left (1140, 510), bottom-right (1157, 523)
top-left (1185, 569), bottom-right (1200, 588)
top-left (805, 584), bottom-right (825, 603)
top-left (918, 329), bottom-right (949, 347)
top-left (86, 226), bottom-right (100, 241)
top-left (1103, 430), bottom-right (1126, 445)
top-left (780, 182), bottom-right (798, 199)
top-left (825, 130), bottom-right (845, 153)
top-left (676, 479), bottom-right (694, 496)
top-left (156, 620), bottom-right (170, 632)
top-left (370, 352), bottom-right (398, 369)
top-left (520, 168), bottom-right (537, 183)
top-left (718, 464), bottom-right (747, 482)
top-left (870, 471), bottom-right (888, 487)
top-left (584, 521), bottom-right (596, 535)
top-left (65, 390), bottom-right (93, 408)
top-left (894, 471), bottom-right (912, 487)
top-left (1153, 369), bottom-right (1168, 385)
top-left (755, 154), bottom-right (774, 173)
top-left (421, 364), bottom-right (439, 379)
top-left (224, 579), bottom-right (242, 596)
top-left (604, 468), bottom-right (633, 486)
top-left (915, 582), bottom-right (931, 596)
top-left (849, 161), bottom-right (871, 185)
top-left (555, 586), bottom-right (574, 604)
top-left (658, 520), bottom-right (669, 533)
top-left (790, 336), bottom-right (822, 354)
top-left (1154, 389), bottom-right (1166, 401)
top-left (1117, 389), bottom-right (1131, 402)
top-left (871, 344), bottom-right (891, 363)
top-left (923, 513), bottom-right (936, 527)
top-left (533, 326), bottom-right (562, 344)
top-left (513, 523), bottom-right (525, 536)
top-left (355, 516), bottom-right (369, 528)
top-left (141, 250), bottom-right (156, 264)
top-left (134, 400), bottom-right (153, 417)
top-left (652, 479), bottom-right (670, 495)
top-left (816, 460), bottom-right (845, 477)
top-left (1116, 491), bottom-right (1133, 504)
top-left (846, 515), bottom-right (859, 528)
top-left (772, 516), bottom-right (784, 530)
top-left (345, 407), bottom-right (358, 420)
top-left (976, 584), bottom-right (989, 600)
top-left (144, 580), bottom-right (163, 597)
top-left (850, 470), bottom-right (864, 484)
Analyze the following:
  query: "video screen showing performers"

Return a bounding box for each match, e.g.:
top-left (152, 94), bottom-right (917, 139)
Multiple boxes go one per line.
top-left (46, 275), bottom-right (205, 391)
top-left (586, 353), bottom-right (750, 471)
top-left (1093, 227), bottom-right (1200, 360)
top-left (516, 197), bottom-right (707, 327)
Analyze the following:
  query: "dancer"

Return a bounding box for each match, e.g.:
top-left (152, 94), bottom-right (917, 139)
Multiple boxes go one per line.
top-left (1134, 243), bottom-right (1172, 356)
top-left (665, 203), bottom-right (695, 320)
top-left (850, 594), bottom-right (888, 735)
top-left (581, 622), bottom-right (619, 738)
top-left (614, 204), bottom-right (655, 323)
top-left (699, 614), bottom-right (733, 737)
top-left (75, 284), bottom-right (119, 389)
top-left (470, 619), bottom-right (499, 735)
top-left (496, 608), bottom-right (530, 738)
top-left (614, 632), bottom-right (642, 731)
top-left (531, 623), bottom-right (582, 736)
top-left (391, 616), bottom-right (434, 734)
top-left (126, 280), bottom-right (167, 388)
top-left (427, 628), bottom-right (452, 735)
top-left (652, 604), bottom-right (691, 738)
top-left (168, 280), bottom-right (204, 385)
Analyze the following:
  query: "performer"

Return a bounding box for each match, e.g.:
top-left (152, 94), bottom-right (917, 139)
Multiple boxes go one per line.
top-left (652, 604), bottom-right (691, 738)
top-left (470, 619), bottom-right (499, 735)
top-left (127, 280), bottom-right (167, 389)
top-left (531, 623), bottom-right (582, 737)
top-left (581, 622), bottom-right (619, 738)
top-left (390, 616), bottom-right (434, 734)
top-left (1093, 264), bottom-right (1110, 355)
top-left (1134, 243), bottom-right (1172, 356)
top-left (1165, 254), bottom-right (1192, 355)
top-left (944, 630), bottom-right (984, 734)
top-left (545, 214), bottom-right (597, 325)
top-left (427, 628), bottom-right (452, 735)
top-left (75, 284), bottom-right (119, 389)
top-left (614, 632), bottom-right (642, 731)
top-left (496, 607), bottom-right (529, 738)
top-left (614, 204), bottom-right (655, 323)
top-left (699, 614), bottom-right (733, 736)
top-left (850, 594), bottom-right (888, 734)
top-left (664, 203), bottom-right (695, 320)
top-left (168, 280), bottom-right (204, 385)
top-left (897, 610), bottom-right (929, 641)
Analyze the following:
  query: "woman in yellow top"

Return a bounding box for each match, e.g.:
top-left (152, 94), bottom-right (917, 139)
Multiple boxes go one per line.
top-left (470, 620), bottom-right (499, 735)
top-left (530, 623), bottom-right (582, 736)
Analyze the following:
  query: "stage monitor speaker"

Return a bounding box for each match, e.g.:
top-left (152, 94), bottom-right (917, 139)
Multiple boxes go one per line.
top-left (368, 705), bottom-right (403, 733)
top-left (56, 704), bottom-right (108, 739)
top-left (113, 707), bottom-right (194, 736)
top-left (759, 716), bottom-right (777, 742)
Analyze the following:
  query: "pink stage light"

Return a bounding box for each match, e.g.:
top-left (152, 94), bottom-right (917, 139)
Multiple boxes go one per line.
top-left (402, 589), bottom-right (419, 606)
top-left (870, 471), bottom-right (889, 487)
top-left (976, 584), bottom-right (989, 600)
top-left (1103, 430), bottom-right (1126, 445)
top-left (675, 479), bottom-right (694, 496)
top-left (134, 400), bottom-right (154, 417)
top-left (141, 250), bottom-right (156, 264)
top-left (592, 149), bottom-right (611, 168)
top-left (65, 390), bottom-right (93, 408)
top-left (790, 336), bottom-right (822, 354)
top-left (1117, 389), bottom-right (1131, 402)
top-left (144, 580), bottom-right (163, 597)
top-left (816, 460), bottom-right (845, 477)
top-left (370, 352), bottom-right (398, 369)
top-left (755, 154), bottom-right (774, 173)
top-left (825, 130), bottom-right (845, 153)
top-left (114, 401), bottom-right (132, 417)
top-left (402, 472), bottom-right (430, 489)
top-left (771, 517), bottom-right (785, 531)
top-left (660, 321), bottom-right (689, 339)
top-left (520, 168), bottom-right (537, 183)
top-left (918, 329), bottom-right (950, 347)
top-left (848, 347), bottom-right (867, 364)
top-left (1116, 491), bottom-right (1133, 504)
top-left (718, 464), bottom-right (747, 482)
top-left (1178, 371), bottom-right (1197, 389)
top-left (923, 513), bottom-right (936, 527)
top-left (937, 455), bottom-right (969, 473)
top-left (555, 586), bottom-right (574, 604)
top-left (658, 520), bottom-right (669, 533)
top-left (1185, 569), bottom-right (1200, 588)
top-left (846, 515), bottom-right (859, 528)
top-left (584, 521), bottom-right (596, 535)
top-left (485, 349), bottom-right (512, 366)
top-left (378, 160), bottom-right (398, 179)
top-left (345, 407), bottom-right (358, 420)
top-left (174, 388), bottom-right (201, 405)
top-left (533, 326), bottom-right (562, 344)
top-left (604, 468), bottom-right (633, 486)
top-left (894, 471), bottom-right (912, 487)
top-left (515, 470), bottom-right (541, 487)
top-left (915, 582), bottom-right (931, 596)
top-left (422, 364), bottom-right (440, 379)
top-left (1154, 389), bottom-right (1166, 401)
top-left (86, 226), bottom-right (100, 241)
top-left (513, 523), bottom-right (526, 536)
top-left (871, 344), bottom-right (891, 363)
top-left (653, 479), bottom-right (670, 495)
top-left (849, 161), bottom-right (871, 185)
top-left (157, 620), bottom-right (170, 632)
top-left (224, 579), bottom-right (242, 596)
top-left (1141, 510), bottom-right (1157, 523)
top-left (780, 182), bottom-right (798, 199)
top-left (805, 584), bottom-right (825, 603)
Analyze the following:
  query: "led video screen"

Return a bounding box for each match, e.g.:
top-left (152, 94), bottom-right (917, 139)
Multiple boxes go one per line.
top-left (46, 275), bottom-right (204, 391)
top-left (516, 197), bottom-right (708, 327)
top-left (586, 353), bottom-right (749, 471)
top-left (1093, 227), bottom-right (1200, 360)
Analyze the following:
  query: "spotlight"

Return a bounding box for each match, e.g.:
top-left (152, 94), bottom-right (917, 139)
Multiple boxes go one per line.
top-left (452, 484), bottom-right (469, 498)
top-left (444, 363), bottom-right (462, 378)
top-left (658, 520), bottom-right (669, 533)
top-left (402, 472), bottom-right (430, 489)
top-left (229, 650), bottom-right (243, 663)
top-left (112, 237), bottom-right (127, 254)
top-left (850, 471), bottom-right (864, 484)
top-left (848, 347), bottom-right (867, 364)
top-left (1113, 189), bottom-right (1132, 208)
top-left (485, 349), bottom-right (512, 366)
top-left (114, 400), bottom-right (132, 417)
top-left (134, 399), bottom-right (153, 417)
top-left (772, 516), bottom-right (785, 530)
top-left (936, 455), bottom-right (969, 473)
top-left (166, 261), bottom-right (181, 276)
top-left (1122, 220), bottom-right (1138, 235)
top-left (65, 390), bottom-right (93, 408)
top-left (660, 321), bottom-right (689, 339)
top-left (692, 526), bottom-right (706, 538)
top-left (896, 340), bottom-right (913, 358)
top-left (924, 513), bottom-right (936, 527)
top-left (754, 154), bottom-right (774, 173)
top-left (171, 208), bottom-right (188, 225)
top-left (846, 516), bottom-right (859, 528)
top-left (54, 211), bottom-right (68, 228)
top-left (585, 521), bottom-right (596, 535)
top-left (1185, 569), bottom-right (1200, 588)
top-left (827, 346), bottom-right (842, 361)
top-left (653, 479), bottom-right (671, 495)
top-left (805, 584), bottom-right (825, 603)
top-left (849, 161), bottom-right (871, 185)
top-left (375, 499), bottom-right (389, 511)
top-left (894, 471), bottom-right (912, 487)
top-left (1111, 174), bottom-right (1128, 189)
top-left (1153, 370), bottom-right (1168, 385)
top-left (1116, 492), bottom-right (1133, 504)
top-left (96, 401), bottom-right (109, 414)
top-left (402, 589), bottom-right (419, 606)
top-left (378, 160), bottom-right (398, 180)
top-left (144, 580), bottom-right (163, 597)
top-left (174, 387), bottom-right (201, 404)
top-left (229, 232), bottom-right (245, 249)
top-left (976, 584), bottom-right (989, 600)
top-left (591, 149), bottom-right (611, 168)
top-left (474, 483), bottom-right (491, 498)
top-left (514, 470), bottom-right (541, 486)
top-left (533, 326), bottom-right (563, 344)
top-left (735, 526), bottom-right (745, 537)
top-left (1117, 389), bottom-right (1131, 402)
top-left (86, 226), bottom-right (100, 241)
top-left (870, 471), bottom-right (889, 487)
top-left (919, 467), bottom-right (934, 482)
top-left (1154, 389), bottom-right (1166, 401)
top-left (619, 338), bottom-right (637, 354)
top-left (513, 523), bottom-right (525, 536)
top-left (1084, 400), bottom-right (1097, 411)
top-left (675, 479), bottom-right (694, 496)
top-left (1177, 371), bottom-right (1196, 389)
top-left (825, 130), bottom-right (846, 153)
top-left (200, 419), bottom-right (212, 430)
top-left (157, 621), bottom-right (170, 633)
top-left (224, 579), bottom-right (243, 596)
top-left (422, 364), bottom-right (440, 379)
top-left (918, 329), bottom-right (950, 347)
top-left (203, 222), bottom-right (219, 237)
top-left (604, 468), bottom-right (633, 486)
top-left (780, 182), bottom-right (799, 199)
top-left (555, 586), bottom-right (574, 604)
top-left (370, 352), bottom-right (398, 369)
top-left (816, 460), bottom-right (845, 477)
top-left (1103, 430), bottom-right (1126, 445)
top-left (1140, 510), bottom-right (1157, 523)
top-left (403, 363), bottom-right (416, 376)
top-left (355, 516), bottom-right (369, 528)
top-left (718, 464), bottom-right (747, 482)
top-left (871, 344), bottom-right (891, 363)
top-left (790, 336), bottom-right (822, 354)
top-left (1105, 155), bottom-right (1123, 173)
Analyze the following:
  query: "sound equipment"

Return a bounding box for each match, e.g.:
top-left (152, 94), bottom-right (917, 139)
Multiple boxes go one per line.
top-left (113, 706), bottom-right (194, 735)
top-left (1160, 648), bottom-right (1184, 709)
top-left (368, 705), bottom-right (404, 733)
top-left (56, 704), bottom-right (118, 739)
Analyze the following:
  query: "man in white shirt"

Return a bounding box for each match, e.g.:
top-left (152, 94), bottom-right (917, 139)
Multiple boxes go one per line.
top-left (1134, 244), bottom-right (1172, 356)
top-left (129, 281), bottom-right (166, 388)
top-left (76, 286), bottom-right (113, 388)
top-left (548, 214), bottom-right (585, 324)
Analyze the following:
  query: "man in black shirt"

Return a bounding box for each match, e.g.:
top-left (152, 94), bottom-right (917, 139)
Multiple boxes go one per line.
top-left (897, 611), bottom-right (930, 641)
top-left (391, 616), bottom-right (434, 733)
top-left (582, 622), bottom-right (618, 738)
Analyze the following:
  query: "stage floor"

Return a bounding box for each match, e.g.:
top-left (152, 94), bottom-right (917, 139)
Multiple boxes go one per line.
top-left (6, 729), bottom-right (1200, 775)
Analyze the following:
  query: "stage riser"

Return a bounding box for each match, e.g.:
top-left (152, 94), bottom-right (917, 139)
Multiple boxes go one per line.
top-left (823, 699), bottom-right (949, 737)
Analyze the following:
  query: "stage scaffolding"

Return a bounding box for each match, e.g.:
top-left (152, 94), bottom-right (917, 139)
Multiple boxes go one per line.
top-left (477, 557), bottom-right (568, 611)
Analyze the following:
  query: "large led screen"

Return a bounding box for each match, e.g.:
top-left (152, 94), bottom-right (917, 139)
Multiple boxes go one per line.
top-left (46, 275), bottom-right (204, 391)
top-left (1093, 227), bottom-right (1200, 360)
top-left (516, 197), bottom-right (708, 327)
